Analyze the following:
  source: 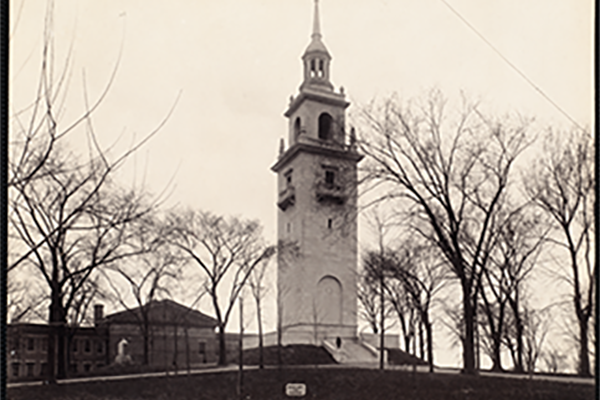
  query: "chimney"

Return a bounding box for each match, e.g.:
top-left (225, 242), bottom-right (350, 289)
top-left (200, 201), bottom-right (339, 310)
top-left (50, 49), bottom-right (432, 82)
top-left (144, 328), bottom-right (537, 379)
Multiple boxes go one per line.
top-left (94, 304), bottom-right (104, 326)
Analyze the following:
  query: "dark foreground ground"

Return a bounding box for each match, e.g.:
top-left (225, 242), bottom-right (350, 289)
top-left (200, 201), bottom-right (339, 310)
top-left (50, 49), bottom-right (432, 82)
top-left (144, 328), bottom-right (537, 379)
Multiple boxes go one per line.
top-left (8, 367), bottom-right (595, 400)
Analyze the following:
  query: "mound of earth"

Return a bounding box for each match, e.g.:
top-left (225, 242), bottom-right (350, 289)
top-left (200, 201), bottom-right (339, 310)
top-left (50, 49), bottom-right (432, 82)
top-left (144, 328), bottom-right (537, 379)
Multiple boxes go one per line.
top-left (240, 344), bottom-right (337, 365)
top-left (386, 348), bottom-right (429, 366)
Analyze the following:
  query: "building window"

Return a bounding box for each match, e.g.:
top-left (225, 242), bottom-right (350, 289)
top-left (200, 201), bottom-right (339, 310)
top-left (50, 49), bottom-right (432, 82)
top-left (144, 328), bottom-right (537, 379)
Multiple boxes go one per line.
top-left (40, 363), bottom-right (48, 376)
top-left (72, 339), bottom-right (78, 353)
top-left (69, 363), bottom-right (78, 374)
top-left (84, 339), bottom-right (91, 353)
top-left (26, 337), bottom-right (35, 351)
top-left (96, 341), bottom-right (104, 354)
top-left (11, 363), bottom-right (19, 377)
top-left (325, 170), bottom-right (335, 186)
top-left (11, 337), bottom-right (19, 353)
top-left (198, 342), bottom-right (206, 363)
top-left (327, 218), bottom-right (332, 229)
top-left (40, 338), bottom-right (48, 353)
top-left (294, 117), bottom-right (301, 137)
top-left (26, 363), bottom-right (35, 377)
top-left (318, 113), bottom-right (333, 140)
top-left (83, 364), bottom-right (91, 372)
top-left (285, 169), bottom-right (293, 186)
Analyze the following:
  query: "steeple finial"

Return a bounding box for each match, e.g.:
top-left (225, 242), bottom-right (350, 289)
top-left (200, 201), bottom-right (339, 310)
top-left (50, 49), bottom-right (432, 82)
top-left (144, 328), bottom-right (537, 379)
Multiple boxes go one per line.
top-left (312, 0), bottom-right (321, 39)
top-left (300, 0), bottom-right (333, 92)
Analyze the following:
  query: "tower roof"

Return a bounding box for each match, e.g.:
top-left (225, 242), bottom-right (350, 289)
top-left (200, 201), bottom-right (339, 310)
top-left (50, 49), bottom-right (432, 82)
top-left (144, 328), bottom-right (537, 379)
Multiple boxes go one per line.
top-left (303, 0), bottom-right (330, 58)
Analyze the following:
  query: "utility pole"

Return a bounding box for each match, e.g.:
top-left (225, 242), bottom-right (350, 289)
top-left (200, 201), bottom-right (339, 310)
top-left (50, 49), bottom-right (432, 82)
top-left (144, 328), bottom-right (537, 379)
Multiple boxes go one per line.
top-left (237, 295), bottom-right (244, 399)
top-left (379, 270), bottom-right (385, 370)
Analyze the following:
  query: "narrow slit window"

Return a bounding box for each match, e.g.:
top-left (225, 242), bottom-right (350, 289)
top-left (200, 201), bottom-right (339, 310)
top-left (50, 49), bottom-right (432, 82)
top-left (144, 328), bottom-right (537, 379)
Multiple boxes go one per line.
top-left (327, 219), bottom-right (332, 229)
top-left (294, 117), bottom-right (301, 137)
top-left (325, 170), bottom-right (335, 186)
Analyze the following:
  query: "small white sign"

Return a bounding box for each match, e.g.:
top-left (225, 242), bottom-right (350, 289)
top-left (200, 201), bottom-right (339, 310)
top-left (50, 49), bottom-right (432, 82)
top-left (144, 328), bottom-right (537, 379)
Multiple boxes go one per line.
top-left (285, 383), bottom-right (307, 397)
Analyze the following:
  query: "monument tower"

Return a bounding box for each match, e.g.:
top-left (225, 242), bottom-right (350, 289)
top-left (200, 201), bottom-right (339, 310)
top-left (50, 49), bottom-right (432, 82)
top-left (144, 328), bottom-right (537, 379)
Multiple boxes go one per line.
top-left (272, 0), bottom-right (362, 346)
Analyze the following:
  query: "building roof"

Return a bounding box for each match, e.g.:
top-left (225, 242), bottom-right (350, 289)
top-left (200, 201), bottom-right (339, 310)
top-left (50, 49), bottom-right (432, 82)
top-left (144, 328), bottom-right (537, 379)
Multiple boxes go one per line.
top-left (104, 299), bottom-right (218, 328)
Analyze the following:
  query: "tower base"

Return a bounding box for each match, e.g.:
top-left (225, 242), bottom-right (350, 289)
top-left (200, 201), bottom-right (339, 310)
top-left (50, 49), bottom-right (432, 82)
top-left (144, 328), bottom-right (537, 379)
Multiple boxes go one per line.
top-left (279, 323), bottom-right (356, 346)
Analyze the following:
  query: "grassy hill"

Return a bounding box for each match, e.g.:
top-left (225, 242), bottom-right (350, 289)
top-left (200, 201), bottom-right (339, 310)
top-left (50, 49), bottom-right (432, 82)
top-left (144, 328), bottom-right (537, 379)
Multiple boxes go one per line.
top-left (8, 367), bottom-right (594, 400)
top-left (239, 344), bottom-right (429, 367)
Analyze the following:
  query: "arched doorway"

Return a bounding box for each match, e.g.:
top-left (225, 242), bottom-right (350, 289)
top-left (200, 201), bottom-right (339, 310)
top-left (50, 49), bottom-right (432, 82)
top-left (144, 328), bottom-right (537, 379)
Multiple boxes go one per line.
top-left (316, 276), bottom-right (342, 325)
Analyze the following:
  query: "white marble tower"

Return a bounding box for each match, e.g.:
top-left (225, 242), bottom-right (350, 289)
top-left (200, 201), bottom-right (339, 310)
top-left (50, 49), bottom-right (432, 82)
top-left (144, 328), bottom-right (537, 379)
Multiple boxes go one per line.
top-left (272, 0), bottom-right (362, 345)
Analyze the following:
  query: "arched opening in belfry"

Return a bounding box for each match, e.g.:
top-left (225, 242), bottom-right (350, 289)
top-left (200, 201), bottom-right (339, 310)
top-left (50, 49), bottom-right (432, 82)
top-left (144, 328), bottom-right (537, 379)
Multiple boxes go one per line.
top-left (316, 276), bottom-right (342, 325)
top-left (310, 59), bottom-right (316, 78)
top-left (318, 59), bottom-right (324, 77)
top-left (318, 113), bottom-right (333, 140)
top-left (294, 117), bottom-right (302, 138)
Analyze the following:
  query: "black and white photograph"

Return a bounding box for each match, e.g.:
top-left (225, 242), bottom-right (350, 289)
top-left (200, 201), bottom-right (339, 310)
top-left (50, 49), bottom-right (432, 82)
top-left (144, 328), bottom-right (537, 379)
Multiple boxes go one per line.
top-left (3, 0), bottom-right (595, 399)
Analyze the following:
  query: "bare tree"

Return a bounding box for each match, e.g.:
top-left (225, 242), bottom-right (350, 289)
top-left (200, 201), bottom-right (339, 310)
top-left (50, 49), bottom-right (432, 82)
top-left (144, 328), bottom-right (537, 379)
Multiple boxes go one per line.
top-left (521, 306), bottom-right (550, 373)
top-left (246, 256), bottom-right (272, 369)
top-left (357, 91), bottom-right (532, 373)
top-left (542, 346), bottom-right (568, 374)
top-left (388, 244), bottom-right (447, 372)
top-left (10, 149), bottom-right (154, 379)
top-left (525, 129), bottom-right (595, 376)
top-left (8, 4), bottom-right (177, 380)
top-left (488, 207), bottom-right (547, 372)
top-left (167, 210), bottom-right (275, 366)
top-left (363, 249), bottom-right (399, 369)
top-left (357, 270), bottom-right (383, 334)
top-left (102, 214), bottom-right (183, 365)
top-left (386, 277), bottom-right (416, 354)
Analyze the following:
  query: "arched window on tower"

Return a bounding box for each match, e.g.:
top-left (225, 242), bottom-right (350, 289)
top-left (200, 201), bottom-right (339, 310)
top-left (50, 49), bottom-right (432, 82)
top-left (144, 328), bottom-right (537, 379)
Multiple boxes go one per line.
top-left (310, 59), bottom-right (316, 78)
top-left (318, 59), bottom-right (324, 77)
top-left (294, 117), bottom-right (302, 138)
top-left (318, 113), bottom-right (333, 140)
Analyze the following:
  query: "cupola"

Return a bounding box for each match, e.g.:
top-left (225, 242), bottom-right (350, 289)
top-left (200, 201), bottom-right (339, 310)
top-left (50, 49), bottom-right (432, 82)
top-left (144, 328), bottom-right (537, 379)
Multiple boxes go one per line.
top-left (300, 0), bottom-right (334, 92)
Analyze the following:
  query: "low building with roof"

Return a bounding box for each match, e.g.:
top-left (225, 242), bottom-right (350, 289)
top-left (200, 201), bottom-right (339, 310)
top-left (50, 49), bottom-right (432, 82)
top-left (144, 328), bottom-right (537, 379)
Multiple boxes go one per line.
top-left (100, 299), bottom-right (219, 369)
top-left (6, 299), bottom-right (219, 381)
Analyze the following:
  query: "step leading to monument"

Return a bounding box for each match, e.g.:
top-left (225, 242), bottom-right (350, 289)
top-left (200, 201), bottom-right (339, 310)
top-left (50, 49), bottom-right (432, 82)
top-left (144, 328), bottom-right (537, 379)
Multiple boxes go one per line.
top-left (322, 337), bottom-right (387, 364)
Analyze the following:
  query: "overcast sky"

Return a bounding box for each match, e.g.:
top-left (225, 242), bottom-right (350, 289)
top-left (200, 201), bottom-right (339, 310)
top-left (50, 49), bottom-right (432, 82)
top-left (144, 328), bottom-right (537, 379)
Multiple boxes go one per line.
top-left (9, 0), bottom-right (594, 367)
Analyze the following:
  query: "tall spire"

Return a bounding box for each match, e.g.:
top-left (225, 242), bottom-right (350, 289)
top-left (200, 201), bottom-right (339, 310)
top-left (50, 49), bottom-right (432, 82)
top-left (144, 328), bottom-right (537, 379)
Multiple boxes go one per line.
top-left (301, 0), bottom-right (332, 91)
top-left (312, 0), bottom-right (321, 39)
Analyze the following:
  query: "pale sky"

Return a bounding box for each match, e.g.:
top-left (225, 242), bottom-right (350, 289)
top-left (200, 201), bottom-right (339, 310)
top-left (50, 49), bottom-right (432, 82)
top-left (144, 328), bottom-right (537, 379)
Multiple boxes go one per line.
top-left (9, 0), bottom-right (594, 368)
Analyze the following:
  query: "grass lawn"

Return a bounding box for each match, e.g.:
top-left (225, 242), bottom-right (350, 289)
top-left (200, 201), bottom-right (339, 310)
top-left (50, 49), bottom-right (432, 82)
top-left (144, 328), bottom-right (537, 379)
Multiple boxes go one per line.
top-left (8, 367), bottom-right (594, 400)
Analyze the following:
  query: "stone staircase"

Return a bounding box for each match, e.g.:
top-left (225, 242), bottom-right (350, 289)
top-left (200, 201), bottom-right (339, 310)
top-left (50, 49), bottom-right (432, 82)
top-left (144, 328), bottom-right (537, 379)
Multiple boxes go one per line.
top-left (322, 337), bottom-right (387, 364)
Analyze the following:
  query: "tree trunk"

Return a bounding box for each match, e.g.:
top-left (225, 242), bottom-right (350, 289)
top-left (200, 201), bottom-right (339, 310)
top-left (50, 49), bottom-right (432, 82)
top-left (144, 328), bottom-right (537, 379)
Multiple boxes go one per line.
top-left (490, 332), bottom-right (503, 371)
top-left (379, 274), bottom-right (385, 370)
top-left (577, 313), bottom-right (591, 376)
top-left (143, 323), bottom-right (150, 365)
top-left (172, 323), bottom-right (178, 372)
top-left (256, 297), bottom-right (264, 369)
top-left (462, 283), bottom-right (476, 374)
top-left (277, 303), bottom-right (282, 368)
top-left (56, 322), bottom-right (66, 378)
top-left (48, 289), bottom-right (67, 381)
top-left (184, 323), bottom-right (190, 374)
top-left (424, 315), bottom-right (434, 373)
top-left (217, 323), bottom-right (227, 365)
top-left (514, 311), bottom-right (524, 373)
top-left (419, 322), bottom-right (424, 360)
top-left (47, 325), bottom-right (56, 383)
